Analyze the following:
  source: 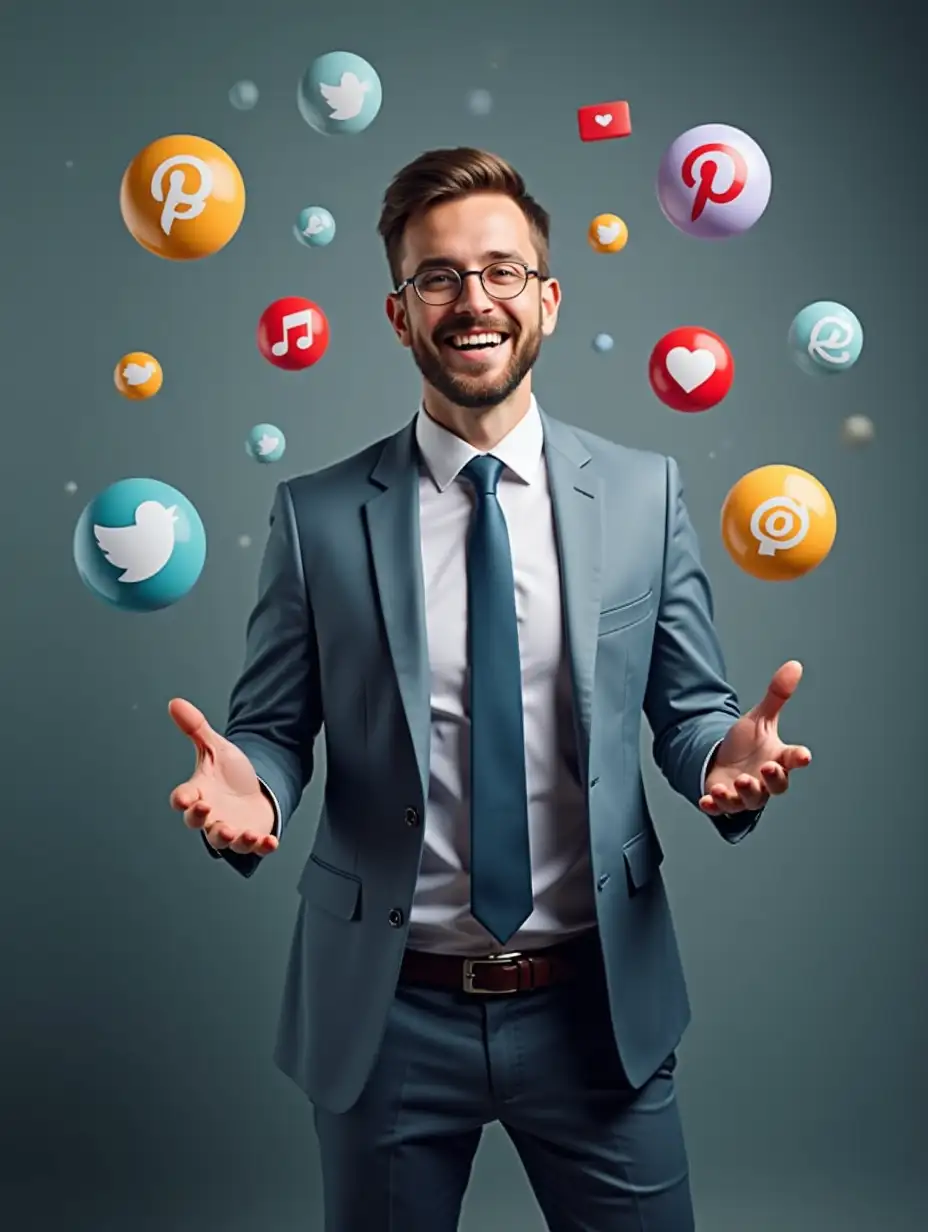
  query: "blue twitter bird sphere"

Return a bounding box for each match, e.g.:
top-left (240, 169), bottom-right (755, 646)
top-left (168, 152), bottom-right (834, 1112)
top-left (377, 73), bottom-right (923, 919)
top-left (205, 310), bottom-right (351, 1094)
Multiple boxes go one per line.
top-left (246, 423), bottom-right (287, 463)
top-left (294, 205), bottom-right (336, 248)
top-left (297, 51), bottom-right (383, 136)
top-left (73, 478), bottom-right (206, 612)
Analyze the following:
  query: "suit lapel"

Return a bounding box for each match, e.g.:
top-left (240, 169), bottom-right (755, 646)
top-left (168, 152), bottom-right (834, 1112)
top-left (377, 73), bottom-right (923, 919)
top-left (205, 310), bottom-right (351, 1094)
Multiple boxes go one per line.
top-left (363, 421), bottom-right (432, 802)
top-left (540, 412), bottom-right (602, 783)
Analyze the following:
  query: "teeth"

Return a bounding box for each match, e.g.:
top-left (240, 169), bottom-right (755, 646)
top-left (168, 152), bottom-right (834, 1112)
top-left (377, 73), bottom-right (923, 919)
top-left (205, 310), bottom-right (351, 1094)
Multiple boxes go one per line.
top-left (447, 332), bottom-right (504, 348)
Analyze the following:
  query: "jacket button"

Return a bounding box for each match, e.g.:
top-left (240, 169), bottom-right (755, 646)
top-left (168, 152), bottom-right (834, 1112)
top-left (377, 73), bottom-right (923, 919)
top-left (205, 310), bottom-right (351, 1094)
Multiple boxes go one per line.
top-left (404, 807), bottom-right (419, 827)
top-left (388, 908), bottom-right (404, 927)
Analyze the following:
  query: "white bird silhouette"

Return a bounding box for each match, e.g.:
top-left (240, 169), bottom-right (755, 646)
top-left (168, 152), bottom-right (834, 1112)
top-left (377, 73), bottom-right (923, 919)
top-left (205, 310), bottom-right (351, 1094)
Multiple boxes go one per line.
top-left (318, 71), bottom-right (370, 121)
top-left (123, 361), bottom-right (154, 385)
top-left (256, 433), bottom-right (280, 455)
top-left (93, 500), bottom-right (179, 583)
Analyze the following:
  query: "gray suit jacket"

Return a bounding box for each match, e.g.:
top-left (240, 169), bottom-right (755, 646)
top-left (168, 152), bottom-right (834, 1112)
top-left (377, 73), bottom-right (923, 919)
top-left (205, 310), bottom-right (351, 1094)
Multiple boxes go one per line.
top-left (204, 409), bottom-right (762, 1113)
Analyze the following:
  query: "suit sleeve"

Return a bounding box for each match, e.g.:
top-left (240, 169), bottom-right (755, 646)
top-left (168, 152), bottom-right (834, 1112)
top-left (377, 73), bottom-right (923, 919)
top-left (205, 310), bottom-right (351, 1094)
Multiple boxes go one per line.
top-left (643, 456), bottom-right (764, 844)
top-left (201, 481), bottom-right (323, 877)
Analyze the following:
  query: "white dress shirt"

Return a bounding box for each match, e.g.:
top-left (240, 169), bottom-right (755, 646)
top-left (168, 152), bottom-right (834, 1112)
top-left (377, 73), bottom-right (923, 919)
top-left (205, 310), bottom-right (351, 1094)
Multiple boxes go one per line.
top-left (260, 399), bottom-right (721, 956)
top-left (408, 398), bottom-right (595, 956)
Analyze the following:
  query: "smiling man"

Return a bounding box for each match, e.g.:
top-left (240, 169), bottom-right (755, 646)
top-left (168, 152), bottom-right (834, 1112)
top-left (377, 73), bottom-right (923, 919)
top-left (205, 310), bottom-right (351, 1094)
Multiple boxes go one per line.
top-left (168, 147), bottom-right (812, 1232)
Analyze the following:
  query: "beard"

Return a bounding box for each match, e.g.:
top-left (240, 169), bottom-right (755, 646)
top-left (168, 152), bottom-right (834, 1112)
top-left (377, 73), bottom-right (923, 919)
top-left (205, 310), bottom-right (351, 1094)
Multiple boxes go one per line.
top-left (409, 309), bottom-right (544, 411)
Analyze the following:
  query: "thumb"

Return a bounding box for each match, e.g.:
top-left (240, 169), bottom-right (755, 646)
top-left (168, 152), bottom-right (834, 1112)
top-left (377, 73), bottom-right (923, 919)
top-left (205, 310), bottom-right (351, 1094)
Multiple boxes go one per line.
top-left (752, 660), bottom-right (803, 723)
top-left (168, 697), bottom-right (217, 752)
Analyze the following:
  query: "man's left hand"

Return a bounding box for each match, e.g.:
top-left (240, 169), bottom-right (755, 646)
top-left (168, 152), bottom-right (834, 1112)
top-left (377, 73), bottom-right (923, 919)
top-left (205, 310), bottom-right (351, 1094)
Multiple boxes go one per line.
top-left (700, 660), bottom-right (812, 816)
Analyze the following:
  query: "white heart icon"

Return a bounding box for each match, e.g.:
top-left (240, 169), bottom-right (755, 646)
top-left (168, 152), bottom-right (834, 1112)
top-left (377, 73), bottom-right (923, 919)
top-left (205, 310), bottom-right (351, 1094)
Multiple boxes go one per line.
top-left (594, 113), bottom-right (612, 127)
top-left (665, 346), bottom-right (716, 393)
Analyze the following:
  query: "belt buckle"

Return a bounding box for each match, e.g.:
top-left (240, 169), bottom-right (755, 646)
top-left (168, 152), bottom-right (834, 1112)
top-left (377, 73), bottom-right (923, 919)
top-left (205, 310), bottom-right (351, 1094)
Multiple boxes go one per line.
top-left (462, 951), bottom-right (522, 995)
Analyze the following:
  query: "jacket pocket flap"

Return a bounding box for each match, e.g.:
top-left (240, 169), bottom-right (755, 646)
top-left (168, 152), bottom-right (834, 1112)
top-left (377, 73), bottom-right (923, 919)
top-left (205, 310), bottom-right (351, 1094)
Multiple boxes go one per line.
top-left (622, 829), bottom-right (664, 892)
top-left (598, 589), bottom-right (654, 636)
top-left (297, 854), bottom-right (361, 920)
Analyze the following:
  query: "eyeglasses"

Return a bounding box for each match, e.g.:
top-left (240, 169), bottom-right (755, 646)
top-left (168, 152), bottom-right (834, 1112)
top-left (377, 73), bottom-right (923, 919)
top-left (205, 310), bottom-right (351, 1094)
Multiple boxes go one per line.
top-left (395, 260), bottom-right (542, 305)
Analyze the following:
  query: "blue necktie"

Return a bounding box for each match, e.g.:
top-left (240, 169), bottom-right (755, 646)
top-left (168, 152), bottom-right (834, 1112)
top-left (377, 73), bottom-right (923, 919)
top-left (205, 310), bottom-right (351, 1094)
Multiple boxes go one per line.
top-left (460, 454), bottom-right (533, 947)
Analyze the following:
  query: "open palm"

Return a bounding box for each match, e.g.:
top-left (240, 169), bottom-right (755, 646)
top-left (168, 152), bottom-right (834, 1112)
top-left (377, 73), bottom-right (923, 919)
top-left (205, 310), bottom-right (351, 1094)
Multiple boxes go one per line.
top-left (700, 660), bottom-right (812, 815)
top-left (168, 698), bottom-right (278, 855)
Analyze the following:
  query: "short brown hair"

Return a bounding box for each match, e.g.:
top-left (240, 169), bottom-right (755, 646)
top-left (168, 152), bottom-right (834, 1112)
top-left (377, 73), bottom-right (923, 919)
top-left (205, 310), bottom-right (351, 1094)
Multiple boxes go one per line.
top-left (377, 147), bottom-right (551, 287)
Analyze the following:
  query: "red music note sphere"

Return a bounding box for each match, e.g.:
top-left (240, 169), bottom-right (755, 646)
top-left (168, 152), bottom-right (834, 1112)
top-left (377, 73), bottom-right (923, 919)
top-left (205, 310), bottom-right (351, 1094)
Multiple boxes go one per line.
top-left (257, 296), bottom-right (330, 370)
top-left (648, 326), bottom-right (734, 412)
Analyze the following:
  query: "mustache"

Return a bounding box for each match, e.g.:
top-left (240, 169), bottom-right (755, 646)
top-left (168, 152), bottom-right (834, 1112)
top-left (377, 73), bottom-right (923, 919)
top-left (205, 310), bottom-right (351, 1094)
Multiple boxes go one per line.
top-left (435, 318), bottom-right (515, 342)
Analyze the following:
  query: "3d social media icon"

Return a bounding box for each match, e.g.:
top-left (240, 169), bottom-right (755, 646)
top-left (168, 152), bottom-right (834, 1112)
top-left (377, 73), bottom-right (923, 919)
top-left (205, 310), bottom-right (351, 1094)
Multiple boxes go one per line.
top-left (648, 327), bottom-right (734, 411)
top-left (257, 296), bottom-right (330, 371)
top-left (114, 351), bottom-right (163, 399)
top-left (587, 214), bottom-right (628, 253)
top-left (119, 134), bottom-right (246, 259)
top-left (73, 478), bottom-right (206, 611)
top-left (657, 124), bottom-right (771, 239)
top-left (788, 301), bottom-right (863, 376)
top-left (577, 101), bottom-right (632, 142)
top-left (720, 465), bottom-right (836, 581)
top-left (298, 51), bottom-right (383, 136)
top-left (246, 423), bottom-right (286, 463)
top-left (294, 205), bottom-right (336, 248)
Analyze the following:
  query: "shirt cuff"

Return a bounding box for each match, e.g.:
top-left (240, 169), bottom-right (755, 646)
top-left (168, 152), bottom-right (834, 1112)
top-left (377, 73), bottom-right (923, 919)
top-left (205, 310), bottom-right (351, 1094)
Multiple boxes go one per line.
top-left (257, 778), bottom-right (282, 838)
top-left (700, 741), bottom-right (723, 798)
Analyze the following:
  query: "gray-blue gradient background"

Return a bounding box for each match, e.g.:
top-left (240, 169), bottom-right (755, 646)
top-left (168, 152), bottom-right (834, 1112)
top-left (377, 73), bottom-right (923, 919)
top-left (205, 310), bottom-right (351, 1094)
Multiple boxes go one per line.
top-left (2, 0), bottom-right (926, 1227)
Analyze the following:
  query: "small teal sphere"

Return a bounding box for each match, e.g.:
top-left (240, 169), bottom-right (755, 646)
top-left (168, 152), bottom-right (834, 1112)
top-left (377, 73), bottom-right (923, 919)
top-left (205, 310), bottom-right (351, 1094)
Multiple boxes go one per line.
top-left (294, 205), bottom-right (336, 248)
top-left (246, 423), bottom-right (286, 463)
top-left (229, 80), bottom-right (259, 110)
top-left (73, 478), bottom-right (206, 612)
top-left (592, 333), bottom-right (614, 353)
top-left (298, 51), bottom-right (383, 136)
top-left (788, 300), bottom-right (863, 375)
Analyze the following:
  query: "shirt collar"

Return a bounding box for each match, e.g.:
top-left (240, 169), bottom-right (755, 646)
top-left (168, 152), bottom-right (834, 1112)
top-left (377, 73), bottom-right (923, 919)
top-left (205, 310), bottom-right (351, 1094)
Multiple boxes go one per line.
top-left (414, 395), bottom-right (544, 493)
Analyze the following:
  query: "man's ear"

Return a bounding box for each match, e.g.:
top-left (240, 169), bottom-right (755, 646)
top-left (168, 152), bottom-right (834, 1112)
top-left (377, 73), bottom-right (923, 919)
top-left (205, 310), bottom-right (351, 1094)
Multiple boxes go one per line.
top-left (385, 293), bottom-right (412, 348)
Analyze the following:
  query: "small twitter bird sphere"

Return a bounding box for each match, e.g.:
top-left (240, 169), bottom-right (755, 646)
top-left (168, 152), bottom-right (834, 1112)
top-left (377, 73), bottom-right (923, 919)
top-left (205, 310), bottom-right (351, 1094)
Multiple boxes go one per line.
top-left (294, 206), bottom-right (336, 248)
top-left (73, 478), bottom-right (206, 612)
top-left (298, 51), bottom-right (383, 136)
top-left (246, 423), bottom-right (286, 463)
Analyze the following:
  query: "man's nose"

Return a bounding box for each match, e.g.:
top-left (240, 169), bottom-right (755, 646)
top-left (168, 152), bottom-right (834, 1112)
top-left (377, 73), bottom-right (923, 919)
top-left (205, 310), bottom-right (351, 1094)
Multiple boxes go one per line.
top-left (454, 271), bottom-right (495, 313)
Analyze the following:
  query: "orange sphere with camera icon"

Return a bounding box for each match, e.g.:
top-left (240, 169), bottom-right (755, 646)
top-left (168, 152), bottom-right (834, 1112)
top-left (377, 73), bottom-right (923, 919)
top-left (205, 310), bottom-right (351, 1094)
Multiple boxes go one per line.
top-left (119, 134), bottom-right (246, 260)
top-left (720, 464), bottom-right (837, 581)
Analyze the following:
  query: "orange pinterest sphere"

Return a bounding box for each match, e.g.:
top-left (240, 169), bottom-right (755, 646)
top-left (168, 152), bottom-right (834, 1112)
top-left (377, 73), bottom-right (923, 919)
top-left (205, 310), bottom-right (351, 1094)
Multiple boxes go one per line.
top-left (119, 134), bottom-right (245, 260)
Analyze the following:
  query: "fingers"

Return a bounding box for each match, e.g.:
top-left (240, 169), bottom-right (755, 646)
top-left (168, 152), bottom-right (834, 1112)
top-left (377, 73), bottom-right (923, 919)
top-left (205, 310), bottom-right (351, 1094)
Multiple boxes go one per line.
top-left (170, 782), bottom-right (200, 812)
top-left (753, 660), bottom-right (803, 723)
top-left (168, 698), bottom-right (216, 750)
top-left (778, 745), bottom-right (812, 772)
top-left (203, 823), bottom-right (279, 856)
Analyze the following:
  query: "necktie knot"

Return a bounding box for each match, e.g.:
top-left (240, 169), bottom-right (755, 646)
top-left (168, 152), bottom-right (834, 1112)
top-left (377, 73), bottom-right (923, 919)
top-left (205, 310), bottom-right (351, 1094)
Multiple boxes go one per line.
top-left (461, 454), bottom-right (505, 498)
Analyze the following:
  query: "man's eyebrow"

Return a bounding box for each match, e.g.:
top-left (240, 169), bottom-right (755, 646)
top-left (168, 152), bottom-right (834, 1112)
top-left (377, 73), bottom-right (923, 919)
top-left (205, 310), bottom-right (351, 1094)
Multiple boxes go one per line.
top-left (413, 249), bottom-right (528, 272)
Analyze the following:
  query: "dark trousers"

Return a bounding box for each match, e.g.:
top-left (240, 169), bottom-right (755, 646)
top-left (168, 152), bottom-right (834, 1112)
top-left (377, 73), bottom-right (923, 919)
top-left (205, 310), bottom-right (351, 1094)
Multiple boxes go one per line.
top-left (312, 935), bottom-right (695, 1231)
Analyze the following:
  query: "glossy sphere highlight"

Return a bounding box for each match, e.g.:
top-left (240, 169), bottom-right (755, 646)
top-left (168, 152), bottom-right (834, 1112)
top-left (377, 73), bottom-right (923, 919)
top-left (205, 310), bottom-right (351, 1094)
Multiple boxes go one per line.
top-left (257, 296), bottom-right (330, 371)
top-left (73, 478), bottom-right (206, 611)
top-left (120, 134), bottom-right (246, 260)
top-left (648, 327), bottom-right (734, 412)
top-left (720, 465), bottom-right (837, 581)
top-left (114, 351), bottom-right (163, 399)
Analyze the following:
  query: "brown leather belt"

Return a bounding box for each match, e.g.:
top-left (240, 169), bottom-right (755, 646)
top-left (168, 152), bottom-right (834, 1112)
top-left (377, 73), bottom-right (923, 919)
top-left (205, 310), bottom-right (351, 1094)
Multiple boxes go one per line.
top-left (399, 938), bottom-right (587, 995)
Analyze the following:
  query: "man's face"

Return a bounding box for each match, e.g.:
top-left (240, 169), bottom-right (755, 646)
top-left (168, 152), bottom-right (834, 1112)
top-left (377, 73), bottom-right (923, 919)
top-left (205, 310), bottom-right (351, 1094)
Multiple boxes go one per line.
top-left (385, 192), bottom-right (560, 411)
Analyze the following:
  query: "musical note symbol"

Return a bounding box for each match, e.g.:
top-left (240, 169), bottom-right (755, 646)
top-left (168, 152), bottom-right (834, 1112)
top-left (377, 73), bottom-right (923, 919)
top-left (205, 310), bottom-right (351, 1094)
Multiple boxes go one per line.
top-left (271, 308), bottom-right (317, 357)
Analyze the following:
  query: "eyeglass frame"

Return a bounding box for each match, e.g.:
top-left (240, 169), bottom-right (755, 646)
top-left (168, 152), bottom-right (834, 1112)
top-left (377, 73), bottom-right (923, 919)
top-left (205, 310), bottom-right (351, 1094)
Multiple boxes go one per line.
top-left (393, 260), bottom-right (546, 304)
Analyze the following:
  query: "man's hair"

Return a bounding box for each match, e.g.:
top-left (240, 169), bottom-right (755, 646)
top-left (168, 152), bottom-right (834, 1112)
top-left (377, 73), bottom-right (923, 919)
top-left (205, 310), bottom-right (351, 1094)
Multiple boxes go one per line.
top-left (377, 147), bottom-right (551, 287)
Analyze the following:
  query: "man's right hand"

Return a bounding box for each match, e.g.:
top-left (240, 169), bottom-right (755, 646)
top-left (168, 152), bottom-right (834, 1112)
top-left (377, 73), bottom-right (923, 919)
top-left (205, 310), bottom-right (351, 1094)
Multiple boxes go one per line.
top-left (168, 698), bottom-right (278, 857)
